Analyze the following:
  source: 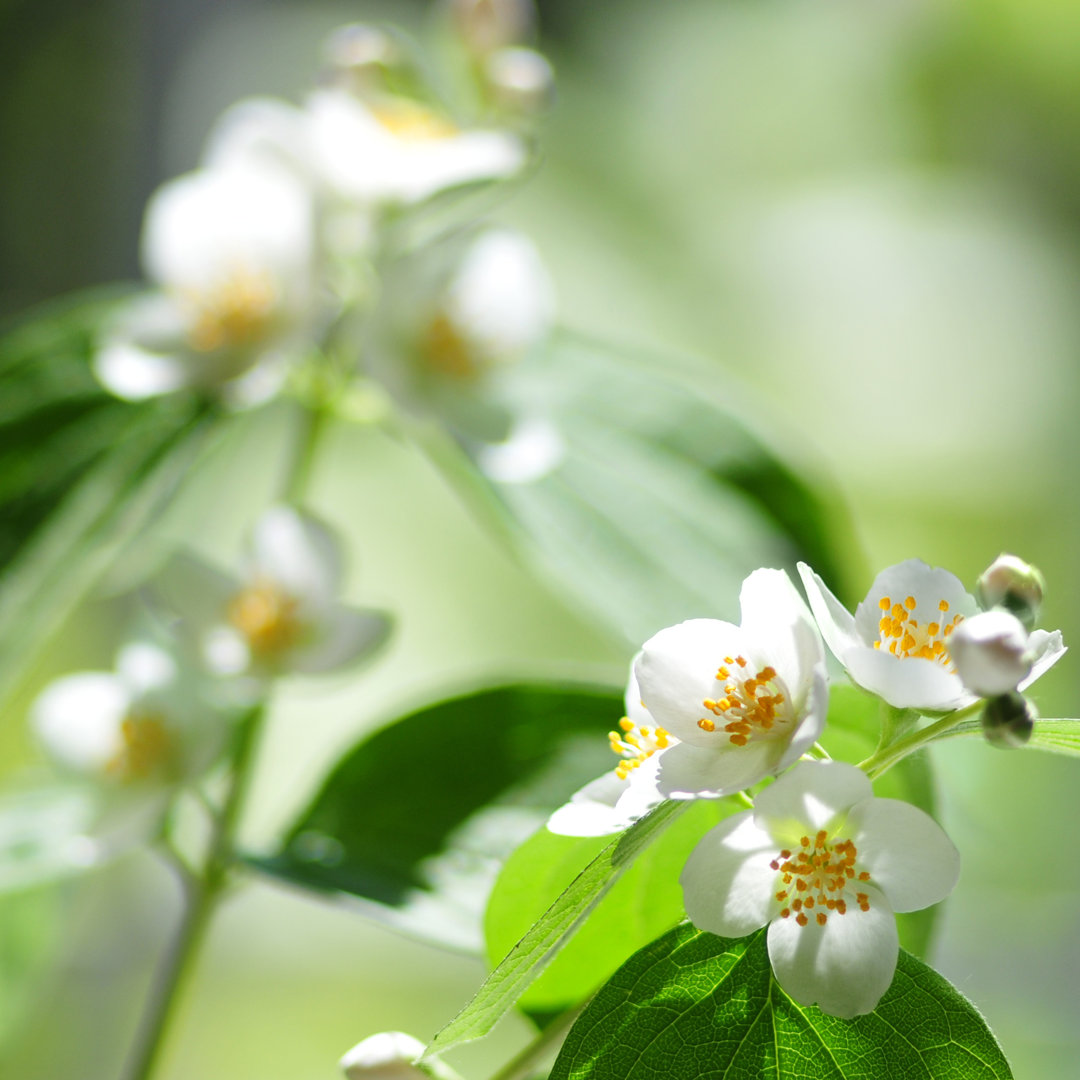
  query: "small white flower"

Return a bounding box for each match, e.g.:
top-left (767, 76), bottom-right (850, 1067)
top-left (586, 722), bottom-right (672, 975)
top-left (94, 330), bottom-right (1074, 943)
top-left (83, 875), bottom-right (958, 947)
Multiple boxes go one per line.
top-left (308, 88), bottom-right (525, 210)
top-left (547, 661), bottom-right (669, 837)
top-left (633, 569), bottom-right (828, 800)
top-left (340, 1032), bottom-right (461, 1080)
top-left (948, 609), bottom-right (1036, 697)
top-left (32, 642), bottom-right (221, 787)
top-left (158, 505), bottom-right (389, 685)
top-left (798, 559), bottom-right (1065, 711)
top-left (95, 160), bottom-right (317, 406)
top-left (681, 761), bottom-right (960, 1018)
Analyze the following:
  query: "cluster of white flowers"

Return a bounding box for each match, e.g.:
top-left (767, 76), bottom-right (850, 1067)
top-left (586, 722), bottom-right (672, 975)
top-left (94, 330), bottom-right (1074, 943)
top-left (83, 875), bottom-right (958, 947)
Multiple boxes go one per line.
top-left (94, 9), bottom-right (558, 463)
top-left (549, 554), bottom-right (1065, 1018)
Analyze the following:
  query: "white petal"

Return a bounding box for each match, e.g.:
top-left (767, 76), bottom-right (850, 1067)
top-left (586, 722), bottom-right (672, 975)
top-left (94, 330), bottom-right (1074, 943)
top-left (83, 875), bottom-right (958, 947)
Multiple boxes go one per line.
top-left (738, 568), bottom-right (823, 693)
top-left (248, 505), bottom-right (342, 607)
top-left (94, 337), bottom-right (189, 401)
top-left (797, 562), bottom-right (861, 663)
top-left (845, 797), bottom-right (960, 913)
top-left (844, 647), bottom-right (972, 711)
top-left (476, 416), bottom-right (564, 484)
top-left (115, 642), bottom-right (177, 696)
top-left (203, 97), bottom-right (310, 176)
top-left (775, 661), bottom-right (829, 771)
top-left (949, 610), bottom-right (1032, 696)
top-left (155, 552), bottom-right (239, 634)
top-left (623, 654), bottom-right (653, 727)
top-left (635, 619), bottom-right (747, 747)
top-left (203, 626), bottom-right (253, 677)
top-left (613, 753), bottom-right (666, 821)
top-left (767, 883), bottom-right (898, 1018)
top-left (1019, 629), bottom-right (1067, 691)
top-left (340, 1031), bottom-right (428, 1080)
top-left (287, 607), bottom-right (390, 675)
top-left (852, 559), bottom-right (977, 647)
top-left (680, 812), bottom-right (779, 937)
top-left (656, 740), bottom-right (778, 799)
top-left (32, 674), bottom-right (128, 774)
top-left (547, 772), bottom-right (629, 838)
top-left (753, 762), bottom-right (872, 838)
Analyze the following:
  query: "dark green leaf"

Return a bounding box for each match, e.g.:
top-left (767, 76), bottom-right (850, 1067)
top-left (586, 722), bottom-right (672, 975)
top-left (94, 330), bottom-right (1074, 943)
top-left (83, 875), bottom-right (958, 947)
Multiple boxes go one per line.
top-left (426, 800), bottom-right (688, 1058)
top-left (551, 923), bottom-right (1012, 1080)
top-left (485, 800), bottom-right (742, 1017)
top-left (253, 683), bottom-right (625, 951)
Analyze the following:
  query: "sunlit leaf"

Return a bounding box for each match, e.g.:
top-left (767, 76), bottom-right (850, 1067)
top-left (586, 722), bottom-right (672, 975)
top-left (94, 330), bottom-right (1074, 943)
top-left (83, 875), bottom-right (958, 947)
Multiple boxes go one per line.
top-left (551, 923), bottom-right (1012, 1080)
top-left (932, 716), bottom-right (1080, 756)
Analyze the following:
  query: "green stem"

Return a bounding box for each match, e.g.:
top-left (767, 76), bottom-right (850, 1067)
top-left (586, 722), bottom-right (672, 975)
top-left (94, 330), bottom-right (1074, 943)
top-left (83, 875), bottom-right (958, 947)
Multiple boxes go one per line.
top-left (122, 705), bottom-right (265, 1080)
top-left (282, 400), bottom-right (329, 504)
top-left (858, 702), bottom-right (980, 779)
top-left (487, 1002), bottom-right (587, 1080)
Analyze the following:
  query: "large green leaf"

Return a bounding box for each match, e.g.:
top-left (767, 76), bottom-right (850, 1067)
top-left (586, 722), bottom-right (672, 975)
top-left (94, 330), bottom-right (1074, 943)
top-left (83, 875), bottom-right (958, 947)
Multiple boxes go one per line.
top-left (550, 923), bottom-right (1012, 1080)
top-left (932, 716), bottom-right (1080, 756)
top-left (819, 683), bottom-right (940, 958)
top-left (462, 333), bottom-right (854, 646)
top-left (485, 799), bottom-right (741, 1018)
top-left (252, 683), bottom-right (624, 951)
top-left (426, 800), bottom-right (687, 1058)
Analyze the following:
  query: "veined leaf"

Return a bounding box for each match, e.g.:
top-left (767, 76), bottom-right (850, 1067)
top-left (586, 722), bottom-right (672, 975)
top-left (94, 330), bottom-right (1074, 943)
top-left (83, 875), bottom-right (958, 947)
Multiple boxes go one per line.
top-left (252, 683), bottom-right (624, 952)
top-left (551, 923), bottom-right (1012, 1080)
top-left (931, 716), bottom-right (1080, 757)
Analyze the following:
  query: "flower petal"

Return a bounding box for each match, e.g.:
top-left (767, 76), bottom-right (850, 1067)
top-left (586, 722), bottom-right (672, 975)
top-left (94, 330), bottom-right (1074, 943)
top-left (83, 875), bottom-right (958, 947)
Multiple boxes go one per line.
top-left (287, 606), bottom-right (390, 674)
top-left (1019, 629), bottom-right (1067, 691)
top-left (623, 653), bottom-right (653, 727)
top-left (845, 797), bottom-right (960, 913)
top-left (767, 882), bottom-right (898, 1018)
top-left (680, 812), bottom-right (779, 937)
top-left (32, 674), bottom-right (128, 775)
top-left (797, 562), bottom-right (861, 663)
top-left (94, 337), bottom-right (190, 401)
top-left (739, 568), bottom-right (823, 693)
top-left (635, 619), bottom-right (747, 747)
top-left (656, 739), bottom-right (777, 799)
top-left (775, 661), bottom-right (829, 772)
top-left (547, 771), bottom-right (626, 836)
top-left (844, 647), bottom-right (971, 711)
top-left (753, 761), bottom-right (872, 838)
top-left (155, 552), bottom-right (239, 633)
top-left (248, 506), bottom-right (343, 607)
top-left (115, 642), bottom-right (177, 696)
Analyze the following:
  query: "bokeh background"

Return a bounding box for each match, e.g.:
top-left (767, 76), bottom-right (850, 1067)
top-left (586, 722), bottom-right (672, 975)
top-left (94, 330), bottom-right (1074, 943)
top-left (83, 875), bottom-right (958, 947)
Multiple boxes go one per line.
top-left (3, 0), bottom-right (1080, 1076)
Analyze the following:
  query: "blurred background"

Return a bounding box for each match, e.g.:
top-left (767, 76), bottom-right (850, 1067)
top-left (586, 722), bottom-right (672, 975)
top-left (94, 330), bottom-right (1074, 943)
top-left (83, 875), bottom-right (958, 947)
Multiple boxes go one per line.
top-left (3, 0), bottom-right (1080, 1076)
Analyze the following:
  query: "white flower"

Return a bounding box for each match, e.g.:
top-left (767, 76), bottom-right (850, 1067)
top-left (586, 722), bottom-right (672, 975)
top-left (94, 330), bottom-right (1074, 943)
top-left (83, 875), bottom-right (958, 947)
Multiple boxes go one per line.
top-left (547, 660), bottom-right (669, 837)
top-left (308, 88), bottom-right (525, 210)
top-left (95, 160), bottom-right (317, 406)
top-left (948, 609), bottom-right (1037, 697)
top-left (157, 505), bottom-right (389, 685)
top-left (681, 761), bottom-right (960, 1018)
top-left (31, 642), bottom-right (222, 787)
top-left (633, 569), bottom-right (828, 800)
top-left (798, 559), bottom-right (1065, 712)
top-left (340, 1032), bottom-right (462, 1080)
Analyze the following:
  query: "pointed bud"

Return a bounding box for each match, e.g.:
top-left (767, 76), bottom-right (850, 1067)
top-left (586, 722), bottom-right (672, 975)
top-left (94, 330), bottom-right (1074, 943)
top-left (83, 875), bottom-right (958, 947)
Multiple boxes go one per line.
top-left (949, 609), bottom-right (1032, 697)
top-left (981, 691), bottom-right (1036, 749)
top-left (485, 47), bottom-right (555, 115)
top-left (976, 553), bottom-right (1046, 631)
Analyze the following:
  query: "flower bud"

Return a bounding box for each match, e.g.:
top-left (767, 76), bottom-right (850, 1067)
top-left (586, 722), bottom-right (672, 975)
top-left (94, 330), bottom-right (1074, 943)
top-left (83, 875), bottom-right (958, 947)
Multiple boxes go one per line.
top-left (322, 24), bottom-right (404, 96)
top-left (485, 47), bottom-right (555, 115)
top-left (948, 609), bottom-right (1032, 697)
top-left (980, 691), bottom-right (1036, 749)
top-left (340, 1032), bottom-right (462, 1080)
top-left (976, 553), bottom-right (1046, 630)
top-left (449, 0), bottom-right (535, 56)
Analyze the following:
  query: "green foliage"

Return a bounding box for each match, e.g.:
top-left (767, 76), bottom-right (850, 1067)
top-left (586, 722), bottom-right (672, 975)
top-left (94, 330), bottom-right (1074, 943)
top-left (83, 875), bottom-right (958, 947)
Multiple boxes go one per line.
top-left (466, 332), bottom-right (855, 647)
top-left (485, 799), bottom-right (741, 1018)
top-left (253, 683), bottom-right (624, 951)
top-left (550, 923), bottom-right (1012, 1080)
top-left (936, 716), bottom-right (1080, 757)
top-left (426, 800), bottom-right (688, 1058)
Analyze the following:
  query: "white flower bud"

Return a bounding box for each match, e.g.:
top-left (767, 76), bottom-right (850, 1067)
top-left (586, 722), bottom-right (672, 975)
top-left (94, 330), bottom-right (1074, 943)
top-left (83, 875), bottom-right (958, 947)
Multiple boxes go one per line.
top-left (340, 1033), bottom-right (462, 1080)
top-left (449, 0), bottom-right (535, 56)
top-left (949, 610), bottom-right (1033, 697)
top-left (981, 691), bottom-right (1036, 749)
top-left (485, 47), bottom-right (555, 115)
top-left (323, 24), bottom-right (402, 93)
top-left (976, 553), bottom-right (1046, 630)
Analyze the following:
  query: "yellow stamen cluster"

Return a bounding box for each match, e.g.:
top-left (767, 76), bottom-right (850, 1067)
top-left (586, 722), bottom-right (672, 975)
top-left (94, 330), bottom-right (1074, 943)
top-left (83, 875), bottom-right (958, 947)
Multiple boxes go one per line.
top-left (873, 594), bottom-right (963, 667)
top-left (423, 312), bottom-right (477, 378)
top-left (185, 268), bottom-right (278, 352)
top-left (699, 657), bottom-right (786, 746)
top-left (227, 580), bottom-right (303, 658)
top-left (372, 100), bottom-right (458, 141)
top-left (107, 709), bottom-right (172, 781)
top-left (771, 830), bottom-right (873, 927)
top-left (609, 716), bottom-right (670, 781)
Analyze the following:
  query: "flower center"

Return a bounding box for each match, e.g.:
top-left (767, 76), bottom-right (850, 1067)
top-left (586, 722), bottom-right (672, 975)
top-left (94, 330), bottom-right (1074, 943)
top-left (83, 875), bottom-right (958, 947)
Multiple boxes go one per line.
top-left (609, 716), bottom-right (670, 781)
top-left (107, 708), bottom-right (172, 782)
top-left (771, 830), bottom-right (873, 927)
top-left (371, 100), bottom-right (458, 141)
top-left (184, 268), bottom-right (278, 352)
top-left (227, 581), bottom-right (303, 658)
top-left (699, 656), bottom-right (788, 746)
top-left (873, 594), bottom-right (964, 667)
top-left (422, 311), bottom-right (479, 378)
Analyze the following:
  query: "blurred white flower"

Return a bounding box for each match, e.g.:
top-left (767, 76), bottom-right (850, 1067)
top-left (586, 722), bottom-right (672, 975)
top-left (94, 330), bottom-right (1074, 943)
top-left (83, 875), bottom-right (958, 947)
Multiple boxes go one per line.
top-left (95, 160), bottom-right (318, 406)
top-left (340, 1031), bottom-right (461, 1080)
top-left (158, 505), bottom-right (389, 686)
top-left (681, 761), bottom-right (960, 1018)
top-left (634, 569), bottom-right (828, 799)
top-left (32, 641), bottom-right (222, 788)
top-left (798, 559), bottom-right (1065, 711)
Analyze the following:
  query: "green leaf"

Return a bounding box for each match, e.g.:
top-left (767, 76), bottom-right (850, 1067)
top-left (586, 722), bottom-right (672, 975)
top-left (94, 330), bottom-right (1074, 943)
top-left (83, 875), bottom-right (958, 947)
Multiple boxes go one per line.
top-left (252, 683), bottom-right (625, 952)
top-left (426, 800), bottom-right (688, 1058)
top-left (466, 332), bottom-right (854, 647)
top-left (933, 717), bottom-right (1080, 757)
top-left (485, 799), bottom-right (742, 1018)
top-left (820, 684), bottom-right (940, 958)
top-left (551, 923), bottom-right (1012, 1080)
